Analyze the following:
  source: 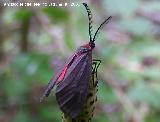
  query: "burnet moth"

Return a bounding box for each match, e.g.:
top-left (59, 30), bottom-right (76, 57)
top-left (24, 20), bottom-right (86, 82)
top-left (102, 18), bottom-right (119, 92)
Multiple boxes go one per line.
top-left (40, 3), bottom-right (112, 118)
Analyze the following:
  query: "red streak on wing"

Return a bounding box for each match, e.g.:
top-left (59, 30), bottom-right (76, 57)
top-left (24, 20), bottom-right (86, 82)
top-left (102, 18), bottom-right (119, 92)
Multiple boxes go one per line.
top-left (57, 66), bottom-right (68, 82)
top-left (56, 52), bottom-right (87, 83)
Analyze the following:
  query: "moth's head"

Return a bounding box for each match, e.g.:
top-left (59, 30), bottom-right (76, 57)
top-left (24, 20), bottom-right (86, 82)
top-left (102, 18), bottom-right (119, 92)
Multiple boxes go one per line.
top-left (89, 41), bottom-right (95, 49)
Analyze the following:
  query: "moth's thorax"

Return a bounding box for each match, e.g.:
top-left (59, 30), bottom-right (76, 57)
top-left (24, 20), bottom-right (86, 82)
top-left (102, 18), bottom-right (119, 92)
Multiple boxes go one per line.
top-left (83, 43), bottom-right (92, 49)
top-left (83, 41), bottom-right (95, 49)
top-left (76, 42), bottom-right (95, 56)
top-left (76, 44), bottom-right (90, 55)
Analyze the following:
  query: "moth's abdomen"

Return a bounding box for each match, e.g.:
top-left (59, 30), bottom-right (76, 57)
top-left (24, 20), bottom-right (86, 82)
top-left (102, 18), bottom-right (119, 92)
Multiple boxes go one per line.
top-left (62, 73), bottom-right (98, 122)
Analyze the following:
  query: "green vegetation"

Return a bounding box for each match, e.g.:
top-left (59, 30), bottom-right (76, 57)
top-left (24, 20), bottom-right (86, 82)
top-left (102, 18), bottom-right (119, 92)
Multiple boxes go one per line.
top-left (0, 0), bottom-right (160, 122)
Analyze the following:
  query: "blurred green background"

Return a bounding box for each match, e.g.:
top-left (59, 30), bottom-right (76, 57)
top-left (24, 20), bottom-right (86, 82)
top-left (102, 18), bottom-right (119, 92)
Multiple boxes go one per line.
top-left (0, 0), bottom-right (160, 122)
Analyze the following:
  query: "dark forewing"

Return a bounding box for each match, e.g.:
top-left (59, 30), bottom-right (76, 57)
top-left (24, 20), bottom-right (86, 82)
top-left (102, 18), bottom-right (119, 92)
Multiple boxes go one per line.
top-left (56, 52), bottom-right (92, 118)
top-left (40, 53), bottom-right (78, 102)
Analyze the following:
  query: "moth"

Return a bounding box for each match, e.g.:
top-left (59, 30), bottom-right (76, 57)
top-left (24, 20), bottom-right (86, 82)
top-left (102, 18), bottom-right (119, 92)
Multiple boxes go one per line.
top-left (40, 3), bottom-right (112, 118)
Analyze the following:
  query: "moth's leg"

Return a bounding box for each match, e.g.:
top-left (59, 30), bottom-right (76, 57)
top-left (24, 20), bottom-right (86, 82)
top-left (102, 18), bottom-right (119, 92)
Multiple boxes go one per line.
top-left (91, 62), bottom-right (97, 85)
top-left (92, 59), bottom-right (101, 74)
top-left (92, 62), bottom-right (97, 74)
top-left (92, 59), bottom-right (101, 86)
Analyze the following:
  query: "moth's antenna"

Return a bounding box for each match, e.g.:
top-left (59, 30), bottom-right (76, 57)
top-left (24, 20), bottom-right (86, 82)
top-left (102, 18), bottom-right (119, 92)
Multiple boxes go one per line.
top-left (83, 3), bottom-right (93, 42)
top-left (93, 16), bottom-right (112, 42)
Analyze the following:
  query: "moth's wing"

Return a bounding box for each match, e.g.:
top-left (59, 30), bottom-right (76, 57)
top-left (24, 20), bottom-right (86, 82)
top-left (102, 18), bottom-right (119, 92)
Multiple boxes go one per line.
top-left (56, 54), bottom-right (88, 92)
top-left (40, 53), bottom-right (77, 102)
top-left (56, 53), bottom-right (92, 118)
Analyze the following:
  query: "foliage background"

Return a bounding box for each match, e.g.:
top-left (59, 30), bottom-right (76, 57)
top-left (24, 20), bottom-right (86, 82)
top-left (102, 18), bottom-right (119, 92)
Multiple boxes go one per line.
top-left (0, 0), bottom-right (160, 122)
